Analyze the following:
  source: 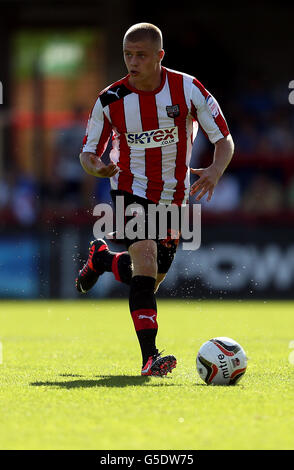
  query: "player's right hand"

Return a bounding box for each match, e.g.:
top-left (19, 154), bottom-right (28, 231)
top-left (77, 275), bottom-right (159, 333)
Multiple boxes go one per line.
top-left (92, 160), bottom-right (119, 178)
top-left (80, 152), bottom-right (119, 178)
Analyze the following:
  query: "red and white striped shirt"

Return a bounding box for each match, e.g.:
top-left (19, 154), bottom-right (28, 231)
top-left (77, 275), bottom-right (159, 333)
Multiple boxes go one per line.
top-left (82, 66), bottom-right (230, 206)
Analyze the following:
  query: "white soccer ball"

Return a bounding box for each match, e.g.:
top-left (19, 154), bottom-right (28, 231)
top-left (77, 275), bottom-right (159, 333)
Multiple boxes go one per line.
top-left (196, 337), bottom-right (247, 385)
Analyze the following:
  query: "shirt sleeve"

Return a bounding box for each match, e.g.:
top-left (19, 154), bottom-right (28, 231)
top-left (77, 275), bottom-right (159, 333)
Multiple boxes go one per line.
top-left (82, 97), bottom-right (112, 156)
top-left (190, 78), bottom-right (230, 144)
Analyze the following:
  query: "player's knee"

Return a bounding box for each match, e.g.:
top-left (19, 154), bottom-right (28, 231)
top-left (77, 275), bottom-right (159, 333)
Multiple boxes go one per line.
top-left (129, 240), bottom-right (157, 278)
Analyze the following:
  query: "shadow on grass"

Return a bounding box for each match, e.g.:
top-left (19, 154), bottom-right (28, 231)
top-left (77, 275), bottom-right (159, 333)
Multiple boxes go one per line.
top-left (31, 375), bottom-right (182, 389)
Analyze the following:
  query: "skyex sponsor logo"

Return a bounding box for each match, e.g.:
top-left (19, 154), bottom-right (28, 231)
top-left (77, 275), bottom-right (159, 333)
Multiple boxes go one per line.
top-left (125, 126), bottom-right (179, 148)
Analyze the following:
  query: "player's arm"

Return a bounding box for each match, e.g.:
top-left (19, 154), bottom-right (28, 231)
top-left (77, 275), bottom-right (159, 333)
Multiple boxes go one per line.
top-left (189, 78), bottom-right (234, 201)
top-left (190, 135), bottom-right (234, 201)
top-left (79, 97), bottom-right (119, 178)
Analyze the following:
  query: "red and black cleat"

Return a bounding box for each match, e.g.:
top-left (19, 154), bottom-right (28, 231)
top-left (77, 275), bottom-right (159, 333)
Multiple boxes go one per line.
top-left (75, 239), bottom-right (108, 294)
top-left (141, 351), bottom-right (177, 377)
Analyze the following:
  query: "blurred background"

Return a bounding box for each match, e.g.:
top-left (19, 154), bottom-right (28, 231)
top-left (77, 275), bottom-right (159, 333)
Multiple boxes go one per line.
top-left (0, 0), bottom-right (293, 300)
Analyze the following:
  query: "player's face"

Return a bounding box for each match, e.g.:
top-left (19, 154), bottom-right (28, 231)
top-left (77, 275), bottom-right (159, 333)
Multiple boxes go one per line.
top-left (123, 39), bottom-right (164, 85)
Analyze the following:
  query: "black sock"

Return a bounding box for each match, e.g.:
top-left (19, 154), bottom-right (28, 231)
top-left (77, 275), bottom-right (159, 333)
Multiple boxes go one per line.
top-left (93, 249), bottom-right (132, 285)
top-left (129, 275), bottom-right (158, 366)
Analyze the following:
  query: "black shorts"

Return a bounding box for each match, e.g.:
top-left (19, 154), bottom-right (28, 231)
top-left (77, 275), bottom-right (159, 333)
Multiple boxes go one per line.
top-left (110, 189), bottom-right (181, 274)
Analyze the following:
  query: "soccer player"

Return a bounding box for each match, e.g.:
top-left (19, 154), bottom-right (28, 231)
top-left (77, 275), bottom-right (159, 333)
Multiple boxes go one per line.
top-left (76, 23), bottom-right (234, 377)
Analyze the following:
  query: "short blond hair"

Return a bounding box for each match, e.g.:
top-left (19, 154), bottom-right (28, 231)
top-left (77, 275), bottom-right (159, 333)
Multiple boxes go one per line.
top-left (123, 23), bottom-right (163, 50)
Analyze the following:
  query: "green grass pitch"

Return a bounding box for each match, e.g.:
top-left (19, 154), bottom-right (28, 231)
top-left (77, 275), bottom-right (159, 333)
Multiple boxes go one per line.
top-left (0, 299), bottom-right (294, 450)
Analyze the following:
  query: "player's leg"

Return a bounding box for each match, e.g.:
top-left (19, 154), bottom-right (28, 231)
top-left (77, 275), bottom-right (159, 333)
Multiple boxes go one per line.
top-left (76, 237), bottom-right (173, 294)
top-left (76, 189), bottom-right (175, 294)
top-left (154, 232), bottom-right (180, 294)
top-left (76, 239), bottom-right (133, 293)
top-left (128, 239), bottom-right (158, 368)
top-left (128, 239), bottom-right (176, 377)
top-left (76, 209), bottom-right (180, 295)
top-left (76, 189), bottom-right (136, 293)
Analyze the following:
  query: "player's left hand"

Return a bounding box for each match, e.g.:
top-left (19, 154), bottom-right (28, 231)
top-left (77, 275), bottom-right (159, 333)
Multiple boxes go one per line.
top-left (190, 166), bottom-right (222, 202)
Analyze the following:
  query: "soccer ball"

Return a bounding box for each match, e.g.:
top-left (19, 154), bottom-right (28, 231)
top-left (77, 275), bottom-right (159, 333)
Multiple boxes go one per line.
top-left (196, 337), bottom-right (247, 385)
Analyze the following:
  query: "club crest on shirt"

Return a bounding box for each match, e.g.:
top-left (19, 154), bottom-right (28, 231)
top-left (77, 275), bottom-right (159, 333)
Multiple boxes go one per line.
top-left (166, 104), bottom-right (180, 118)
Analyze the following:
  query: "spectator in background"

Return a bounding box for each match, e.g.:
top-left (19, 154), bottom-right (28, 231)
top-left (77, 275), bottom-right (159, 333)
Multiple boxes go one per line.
top-left (165, 20), bottom-right (236, 100)
top-left (232, 77), bottom-right (294, 158)
top-left (0, 175), bottom-right (10, 210)
top-left (93, 138), bottom-right (113, 205)
top-left (236, 77), bottom-right (274, 121)
top-left (190, 126), bottom-right (210, 168)
top-left (12, 172), bottom-right (37, 225)
top-left (233, 116), bottom-right (260, 155)
top-left (286, 176), bottom-right (294, 209)
top-left (257, 107), bottom-right (294, 155)
top-left (241, 174), bottom-right (284, 214)
top-left (52, 105), bottom-right (113, 208)
top-left (52, 105), bottom-right (91, 207)
top-left (0, 170), bottom-right (37, 226)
